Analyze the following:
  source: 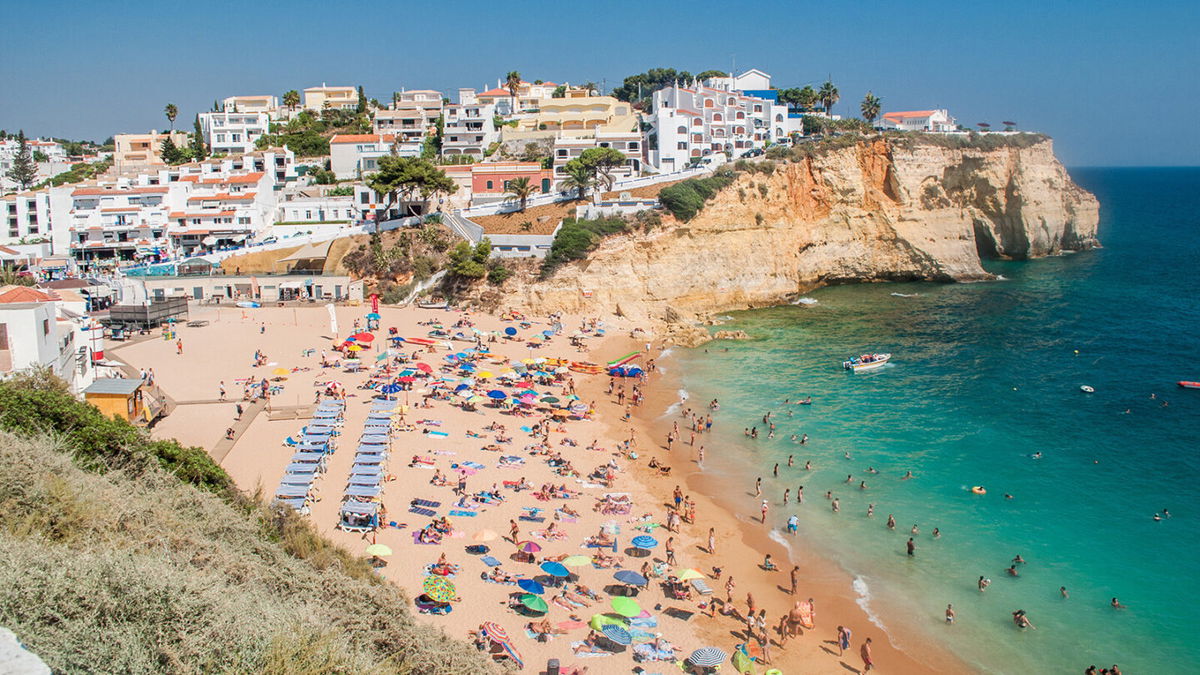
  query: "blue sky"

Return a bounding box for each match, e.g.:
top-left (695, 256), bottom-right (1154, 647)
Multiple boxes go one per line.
top-left (1, 0), bottom-right (1195, 166)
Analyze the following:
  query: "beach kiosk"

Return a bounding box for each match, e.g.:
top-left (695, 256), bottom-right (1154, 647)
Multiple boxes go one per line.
top-left (83, 378), bottom-right (150, 425)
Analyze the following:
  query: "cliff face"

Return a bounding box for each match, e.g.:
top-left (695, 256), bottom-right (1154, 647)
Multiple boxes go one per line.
top-left (500, 137), bottom-right (1098, 331)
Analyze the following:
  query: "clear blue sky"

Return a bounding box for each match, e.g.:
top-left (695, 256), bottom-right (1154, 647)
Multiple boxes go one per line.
top-left (1, 0), bottom-right (1195, 166)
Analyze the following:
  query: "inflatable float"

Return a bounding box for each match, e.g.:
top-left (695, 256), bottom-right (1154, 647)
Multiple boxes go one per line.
top-left (1080, 385), bottom-right (1095, 393)
top-left (971, 486), bottom-right (987, 495)
top-left (606, 351), bottom-right (641, 368)
top-left (569, 361), bottom-right (605, 375)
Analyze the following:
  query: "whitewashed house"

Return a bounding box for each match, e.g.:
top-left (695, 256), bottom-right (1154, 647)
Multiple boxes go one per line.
top-left (880, 110), bottom-right (957, 132)
top-left (199, 111), bottom-right (271, 156)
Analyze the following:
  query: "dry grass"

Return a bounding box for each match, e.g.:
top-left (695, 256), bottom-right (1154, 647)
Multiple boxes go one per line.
top-left (0, 431), bottom-right (499, 674)
top-left (601, 179), bottom-right (683, 200)
top-left (220, 245), bottom-right (306, 274)
top-left (471, 201), bottom-right (579, 235)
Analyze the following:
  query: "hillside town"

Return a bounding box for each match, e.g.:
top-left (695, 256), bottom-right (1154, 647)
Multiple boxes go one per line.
top-left (0, 68), bottom-right (975, 395)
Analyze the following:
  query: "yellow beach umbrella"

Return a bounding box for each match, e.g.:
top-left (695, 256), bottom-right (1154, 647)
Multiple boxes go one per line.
top-left (562, 555), bottom-right (593, 567)
top-left (676, 568), bottom-right (704, 581)
top-left (346, 344), bottom-right (364, 352)
top-left (365, 543), bottom-right (393, 557)
top-left (477, 371), bottom-right (494, 379)
top-left (272, 367), bottom-right (290, 376)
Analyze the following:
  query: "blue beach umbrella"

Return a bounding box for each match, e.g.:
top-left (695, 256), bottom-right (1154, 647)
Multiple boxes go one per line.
top-left (600, 624), bottom-right (632, 646)
top-left (630, 535), bottom-right (658, 549)
top-left (366, 312), bottom-right (381, 319)
top-left (517, 578), bottom-right (545, 595)
top-left (504, 327), bottom-right (517, 336)
top-left (381, 383), bottom-right (402, 394)
top-left (486, 390), bottom-right (506, 399)
top-left (454, 383), bottom-right (470, 392)
top-left (459, 363), bottom-right (476, 371)
top-left (540, 561), bottom-right (570, 578)
top-left (613, 570), bottom-right (647, 586)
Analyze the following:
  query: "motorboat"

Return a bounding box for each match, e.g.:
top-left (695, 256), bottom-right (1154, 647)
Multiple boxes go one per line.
top-left (1179, 381), bottom-right (1200, 389)
top-left (843, 353), bottom-right (891, 372)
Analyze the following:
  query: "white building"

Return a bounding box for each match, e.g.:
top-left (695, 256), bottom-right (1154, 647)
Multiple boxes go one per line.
top-left (650, 80), bottom-right (800, 172)
top-left (0, 285), bottom-right (96, 394)
top-left (442, 103), bottom-right (498, 159)
top-left (1, 138), bottom-right (70, 191)
top-left (373, 94), bottom-right (442, 155)
top-left (329, 134), bottom-right (409, 179)
top-left (199, 111), bottom-right (271, 156)
top-left (277, 195), bottom-right (358, 225)
top-left (880, 109), bottom-right (957, 132)
top-left (551, 132), bottom-right (644, 191)
top-left (222, 95), bottom-right (279, 115)
top-left (2, 191), bottom-right (53, 245)
top-left (705, 68), bottom-right (773, 93)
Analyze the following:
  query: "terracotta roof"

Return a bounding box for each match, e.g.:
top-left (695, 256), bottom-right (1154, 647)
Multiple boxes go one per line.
top-left (187, 192), bottom-right (256, 202)
top-left (169, 210), bottom-right (237, 218)
top-left (198, 172), bottom-right (264, 185)
top-left (0, 245), bottom-right (20, 255)
top-left (330, 134), bottom-right (396, 144)
top-left (883, 110), bottom-right (939, 119)
top-left (0, 286), bottom-right (55, 304)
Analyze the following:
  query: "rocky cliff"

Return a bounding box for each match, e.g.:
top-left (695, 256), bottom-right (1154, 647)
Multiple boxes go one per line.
top-left (498, 135), bottom-right (1098, 338)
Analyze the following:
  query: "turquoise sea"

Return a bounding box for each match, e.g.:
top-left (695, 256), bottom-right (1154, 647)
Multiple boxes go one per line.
top-left (671, 168), bottom-right (1199, 674)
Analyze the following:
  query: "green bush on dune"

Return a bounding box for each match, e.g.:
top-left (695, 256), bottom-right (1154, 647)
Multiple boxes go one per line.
top-left (0, 371), bottom-right (498, 674)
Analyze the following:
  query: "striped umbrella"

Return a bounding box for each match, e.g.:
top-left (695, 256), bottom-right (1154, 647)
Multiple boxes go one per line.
top-left (480, 621), bottom-right (509, 643)
top-left (499, 640), bottom-right (524, 668)
top-left (688, 647), bottom-right (728, 667)
top-left (600, 624), bottom-right (632, 646)
top-left (518, 541), bottom-right (541, 553)
top-left (631, 535), bottom-right (658, 549)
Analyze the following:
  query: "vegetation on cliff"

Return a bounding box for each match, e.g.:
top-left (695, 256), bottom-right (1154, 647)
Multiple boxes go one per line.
top-left (0, 371), bottom-right (497, 674)
top-left (658, 171), bottom-right (737, 222)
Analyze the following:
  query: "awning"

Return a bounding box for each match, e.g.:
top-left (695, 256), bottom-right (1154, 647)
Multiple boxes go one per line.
top-left (278, 280), bottom-right (306, 290)
top-left (201, 236), bottom-right (218, 245)
top-left (278, 240), bottom-right (333, 263)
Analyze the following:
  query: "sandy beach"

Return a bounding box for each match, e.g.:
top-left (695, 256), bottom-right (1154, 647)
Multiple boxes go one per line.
top-left (113, 302), bottom-right (968, 674)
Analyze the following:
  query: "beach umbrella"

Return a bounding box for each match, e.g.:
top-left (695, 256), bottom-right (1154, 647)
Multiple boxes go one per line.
top-left (562, 555), bottom-right (593, 567)
top-left (346, 344), bottom-right (364, 351)
top-left (366, 312), bottom-right (381, 320)
top-left (688, 647), bottom-right (728, 667)
top-left (519, 594), bottom-right (548, 613)
top-left (609, 596), bottom-right (641, 617)
top-left (676, 568), bottom-right (704, 581)
top-left (600, 624), bottom-right (632, 646)
top-left (375, 352), bottom-right (389, 361)
top-left (499, 641), bottom-right (524, 668)
top-left (504, 327), bottom-right (517, 336)
top-left (518, 541), bottom-right (542, 554)
top-left (631, 535), bottom-right (658, 549)
top-left (487, 390), bottom-right (507, 399)
top-left (473, 529), bottom-right (498, 542)
top-left (398, 376), bottom-right (415, 383)
top-left (381, 384), bottom-right (401, 394)
top-left (480, 621), bottom-right (509, 643)
top-left (364, 543), bottom-right (392, 557)
top-left (517, 578), bottom-right (545, 595)
top-left (352, 332), bottom-right (374, 342)
top-left (477, 371), bottom-right (493, 378)
top-left (468, 396), bottom-right (487, 404)
top-left (540, 561), bottom-right (570, 578)
top-left (272, 367), bottom-right (290, 376)
top-left (613, 570), bottom-right (648, 587)
top-left (415, 362), bottom-right (432, 373)
top-left (422, 576), bottom-right (457, 603)
top-left (459, 362), bottom-right (476, 371)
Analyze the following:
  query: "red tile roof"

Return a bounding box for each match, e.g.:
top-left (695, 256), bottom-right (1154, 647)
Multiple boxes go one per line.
top-left (883, 110), bottom-right (939, 119)
top-left (0, 286), bottom-right (55, 304)
top-left (330, 134), bottom-right (396, 144)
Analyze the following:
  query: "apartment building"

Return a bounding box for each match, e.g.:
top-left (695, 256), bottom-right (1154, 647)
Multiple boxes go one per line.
top-left (650, 81), bottom-right (798, 172)
top-left (303, 85), bottom-right (357, 111)
top-left (222, 95), bottom-right (279, 115)
top-left (0, 285), bottom-right (96, 394)
top-left (2, 191), bottom-right (52, 244)
top-left (441, 103), bottom-right (498, 159)
top-left (1, 138), bottom-right (73, 191)
top-left (551, 132), bottom-right (643, 191)
top-left (475, 80), bottom-right (559, 115)
top-left (470, 162), bottom-right (554, 205)
top-left (199, 111), bottom-right (271, 156)
top-left (329, 134), bottom-right (410, 179)
top-left (112, 131), bottom-right (191, 172)
top-left (500, 96), bottom-right (638, 144)
top-left (373, 93), bottom-right (442, 156)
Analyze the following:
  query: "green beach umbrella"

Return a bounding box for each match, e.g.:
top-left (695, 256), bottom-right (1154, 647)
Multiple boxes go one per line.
top-left (610, 596), bottom-right (641, 617)
top-left (562, 555), bottom-right (593, 567)
top-left (520, 593), bottom-right (549, 613)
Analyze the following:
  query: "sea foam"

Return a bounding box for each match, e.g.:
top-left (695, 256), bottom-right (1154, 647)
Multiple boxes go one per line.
top-left (791, 297), bottom-right (819, 305)
top-left (853, 575), bottom-right (887, 630)
top-left (768, 529), bottom-right (794, 553)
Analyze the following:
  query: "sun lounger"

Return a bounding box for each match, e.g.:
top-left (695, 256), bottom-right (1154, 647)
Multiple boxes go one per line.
top-left (274, 497), bottom-right (307, 510)
top-left (689, 578), bottom-right (713, 596)
top-left (282, 437), bottom-right (298, 447)
top-left (284, 463), bottom-right (319, 475)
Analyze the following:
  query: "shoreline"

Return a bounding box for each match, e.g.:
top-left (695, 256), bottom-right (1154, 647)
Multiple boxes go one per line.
top-left (608, 336), bottom-right (971, 673)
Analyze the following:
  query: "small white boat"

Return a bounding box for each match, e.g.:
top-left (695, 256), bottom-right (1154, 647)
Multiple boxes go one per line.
top-left (1080, 385), bottom-right (1095, 393)
top-left (843, 353), bottom-right (891, 372)
top-left (417, 300), bottom-right (448, 310)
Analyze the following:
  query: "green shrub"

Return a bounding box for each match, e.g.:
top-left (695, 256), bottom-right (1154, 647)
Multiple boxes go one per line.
top-left (658, 173), bottom-right (735, 222)
top-left (540, 217), bottom-right (629, 277)
top-left (486, 260), bottom-right (513, 285)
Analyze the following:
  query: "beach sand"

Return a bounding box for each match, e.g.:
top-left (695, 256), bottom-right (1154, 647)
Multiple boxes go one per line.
top-left (115, 302), bottom-right (968, 674)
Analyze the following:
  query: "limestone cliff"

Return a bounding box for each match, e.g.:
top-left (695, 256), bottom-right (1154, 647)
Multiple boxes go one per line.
top-left (498, 136), bottom-right (1098, 335)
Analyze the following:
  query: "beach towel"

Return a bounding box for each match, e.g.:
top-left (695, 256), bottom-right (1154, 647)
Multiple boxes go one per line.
top-left (519, 426), bottom-right (533, 433)
top-left (448, 510), bottom-right (477, 517)
top-left (411, 531), bottom-right (438, 545)
top-left (480, 556), bottom-right (501, 567)
top-left (556, 619), bottom-right (587, 632)
top-left (462, 461), bottom-right (485, 469)
top-left (519, 515), bottom-right (545, 523)
top-left (426, 431), bottom-right (449, 438)
top-left (409, 506), bottom-right (437, 517)
top-left (568, 643), bottom-right (610, 658)
top-left (630, 616), bottom-right (659, 629)
top-left (411, 499), bottom-right (441, 508)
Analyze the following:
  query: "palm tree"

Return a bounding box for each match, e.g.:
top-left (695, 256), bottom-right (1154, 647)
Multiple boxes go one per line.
top-left (503, 176), bottom-right (537, 211)
top-left (561, 164), bottom-right (592, 201)
top-left (164, 103), bottom-right (178, 130)
top-left (819, 81), bottom-right (839, 116)
top-left (283, 90), bottom-right (300, 111)
top-left (860, 92), bottom-right (882, 128)
top-left (583, 81), bottom-right (598, 96)
top-left (505, 71), bottom-right (522, 113)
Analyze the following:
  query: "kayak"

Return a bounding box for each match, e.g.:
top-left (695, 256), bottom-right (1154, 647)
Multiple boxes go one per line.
top-left (1179, 381), bottom-right (1200, 389)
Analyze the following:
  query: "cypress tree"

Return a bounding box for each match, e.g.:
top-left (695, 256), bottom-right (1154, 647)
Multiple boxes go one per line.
top-left (357, 86), bottom-right (367, 114)
top-left (6, 130), bottom-right (37, 189)
top-left (191, 115), bottom-right (207, 160)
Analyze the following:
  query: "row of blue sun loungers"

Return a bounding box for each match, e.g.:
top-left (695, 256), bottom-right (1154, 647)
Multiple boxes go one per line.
top-left (338, 399), bottom-right (394, 531)
top-left (274, 400), bottom-right (344, 512)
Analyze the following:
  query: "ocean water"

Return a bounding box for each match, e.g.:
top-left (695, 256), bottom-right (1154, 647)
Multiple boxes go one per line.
top-left (671, 168), bottom-right (1200, 673)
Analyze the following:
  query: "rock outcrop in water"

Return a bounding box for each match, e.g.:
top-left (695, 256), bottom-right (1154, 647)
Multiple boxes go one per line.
top-left (499, 135), bottom-right (1099, 342)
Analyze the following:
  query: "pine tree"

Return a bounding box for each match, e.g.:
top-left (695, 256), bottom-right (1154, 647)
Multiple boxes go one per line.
top-left (160, 136), bottom-right (183, 164)
top-left (357, 85), bottom-right (367, 114)
top-left (191, 115), bottom-right (207, 160)
top-left (5, 130), bottom-right (37, 189)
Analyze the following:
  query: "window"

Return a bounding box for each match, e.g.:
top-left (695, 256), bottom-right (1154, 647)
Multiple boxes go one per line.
top-left (629, 142), bottom-right (639, 150)
top-left (43, 319), bottom-right (50, 337)
top-left (676, 125), bottom-right (687, 134)
top-left (305, 210), bottom-right (312, 220)
top-left (0, 324), bottom-right (8, 350)
top-left (486, 180), bottom-right (494, 190)
top-left (677, 142), bottom-right (688, 150)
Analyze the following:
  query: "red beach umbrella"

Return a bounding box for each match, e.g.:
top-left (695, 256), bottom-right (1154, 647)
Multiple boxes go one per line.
top-left (415, 362), bottom-right (433, 373)
top-left (352, 333), bottom-right (375, 342)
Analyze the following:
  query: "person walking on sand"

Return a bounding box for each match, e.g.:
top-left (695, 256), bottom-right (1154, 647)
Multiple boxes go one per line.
top-left (755, 477), bottom-right (762, 496)
top-left (761, 499), bottom-right (769, 523)
top-left (218, 381), bottom-right (226, 400)
top-left (837, 625), bottom-right (851, 656)
top-left (176, 339), bottom-right (183, 355)
top-left (860, 637), bottom-right (874, 671)
top-left (666, 537), bottom-right (677, 565)
top-left (725, 576), bottom-right (736, 603)
top-left (790, 565), bottom-right (800, 595)
top-left (708, 528), bottom-right (716, 555)
top-left (509, 520), bottom-right (520, 543)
